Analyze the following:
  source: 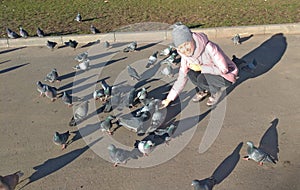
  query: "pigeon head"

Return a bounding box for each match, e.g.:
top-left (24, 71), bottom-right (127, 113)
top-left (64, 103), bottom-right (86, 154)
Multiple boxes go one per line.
top-left (191, 180), bottom-right (200, 186)
top-left (246, 141), bottom-right (254, 148)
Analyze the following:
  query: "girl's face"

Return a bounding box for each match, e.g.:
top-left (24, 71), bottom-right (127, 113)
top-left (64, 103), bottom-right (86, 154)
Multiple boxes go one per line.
top-left (176, 40), bottom-right (195, 57)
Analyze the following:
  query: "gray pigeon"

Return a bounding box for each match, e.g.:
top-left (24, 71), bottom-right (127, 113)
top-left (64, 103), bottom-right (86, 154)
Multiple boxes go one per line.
top-left (46, 40), bottom-right (57, 50)
top-left (44, 68), bottom-right (60, 83)
top-left (111, 92), bottom-right (121, 110)
top-left (107, 144), bottom-right (138, 167)
top-left (0, 171), bottom-right (24, 190)
top-left (146, 51), bottom-right (158, 68)
top-left (191, 177), bottom-right (217, 190)
top-left (53, 131), bottom-right (70, 150)
top-left (93, 89), bottom-right (105, 101)
top-left (136, 87), bottom-right (148, 101)
top-left (90, 24), bottom-right (99, 34)
top-left (44, 85), bottom-right (57, 102)
top-left (103, 100), bottom-right (112, 113)
top-left (73, 59), bottom-right (90, 71)
top-left (161, 52), bottom-right (177, 65)
top-left (231, 34), bottom-right (241, 45)
top-left (74, 13), bottom-right (82, 22)
top-left (159, 45), bottom-right (173, 56)
top-left (37, 27), bottom-right (45, 37)
top-left (75, 51), bottom-right (88, 62)
top-left (127, 65), bottom-right (141, 81)
top-left (154, 124), bottom-right (178, 144)
top-left (241, 58), bottom-right (257, 73)
top-left (104, 41), bottom-right (110, 49)
top-left (99, 115), bottom-right (115, 135)
top-left (147, 103), bottom-right (166, 133)
top-left (122, 88), bottom-right (136, 109)
top-left (118, 111), bottom-right (151, 134)
top-left (6, 28), bottom-right (19, 39)
top-left (161, 64), bottom-right (173, 78)
top-left (65, 39), bottom-right (78, 50)
top-left (123, 41), bottom-right (137, 52)
top-left (101, 79), bottom-right (111, 101)
top-left (19, 27), bottom-right (28, 38)
top-left (69, 101), bottom-right (89, 126)
top-left (36, 81), bottom-right (46, 97)
top-left (243, 141), bottom-right (276, 166)
top-left (62, 91), bottom-right (72, 107)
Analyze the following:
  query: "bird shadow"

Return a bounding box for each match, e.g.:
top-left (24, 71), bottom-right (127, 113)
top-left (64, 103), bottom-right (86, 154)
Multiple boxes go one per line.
top-left (80, 40), bottom-right (100, 48)
top-left (58, 74), bottom-right (97, 91)
top-left (82, 17), bottom-right (99, 22)
top-left (46, 31), bottom-right (77, 36)
top-left (0, 47), bottom-right (26, 54)
top-left (58, 71), bottom-right (76, 81)
top-left (19, 138), bottom-right (102, 188)
top-left (69, 123), bottom-right (100, 143)
top-left (259, 118), bottom-right (279, 162)
top-left (111, 42), bottom-right (133, 49)
top-left (225, 33), bottom-right (287, 100)
top-left (136, 41), bottom-right (163, 51)
top-left (88, 51), bottom-right (119, 61)
top-left (57, 44), bottom-right (68, 49)
top-left (239, 34), bottom-right (254, 44)
top-left (211, 142), bottom-right (243, 184)
top-left (188, 23), bottom-right (204, 29)
top-left (0, 63), bottom-right (29, 74)
top-left (90, 57), bottom-right (127, 69)
top-left (0, 60), bottom-right (10, 65)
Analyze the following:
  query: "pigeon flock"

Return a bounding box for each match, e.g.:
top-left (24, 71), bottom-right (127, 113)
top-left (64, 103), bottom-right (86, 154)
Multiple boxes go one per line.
top-left (3, 15), bottom-right (268, 189)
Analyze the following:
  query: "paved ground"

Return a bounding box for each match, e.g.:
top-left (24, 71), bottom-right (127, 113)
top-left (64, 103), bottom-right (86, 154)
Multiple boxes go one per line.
top-left (0, 33), bottom-right (299, 190)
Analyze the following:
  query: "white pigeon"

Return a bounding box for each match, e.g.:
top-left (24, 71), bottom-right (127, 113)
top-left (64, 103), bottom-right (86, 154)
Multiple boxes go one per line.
top-left (232, 34), bottom-right (241, 45)
top-left (74, 13), bottom-right (82, 22)
top-left (161, 64), bottom-right (173, 78)
top-left (73, 59), bottom-right (90, 71)
top-left (159, 45), bottom-right (173, 56)
top-left (146, 51), bottom-right (158, 68)
top-left (138, 140), bottom-right (155, 156)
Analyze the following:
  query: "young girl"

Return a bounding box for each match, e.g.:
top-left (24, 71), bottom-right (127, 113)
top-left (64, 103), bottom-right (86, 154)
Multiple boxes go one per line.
top-left (161, 23), bottom-right (238, 107)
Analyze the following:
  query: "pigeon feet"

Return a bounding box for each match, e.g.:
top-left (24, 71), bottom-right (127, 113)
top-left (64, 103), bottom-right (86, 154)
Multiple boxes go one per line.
top-left (259, 162), bottom-right (264, 166)
top-left (243, 156), bottom-right (249, 161)
top-left (61, 144), bottom-right (66, 150)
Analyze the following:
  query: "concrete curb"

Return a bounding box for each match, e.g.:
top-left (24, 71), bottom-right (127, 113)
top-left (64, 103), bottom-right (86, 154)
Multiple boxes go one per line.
top-left (1, 23), bottom-right (299, 48)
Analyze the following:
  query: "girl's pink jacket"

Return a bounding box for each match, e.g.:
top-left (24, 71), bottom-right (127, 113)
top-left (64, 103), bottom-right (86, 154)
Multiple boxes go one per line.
top-left (167, 32), bottom-right (238, 101)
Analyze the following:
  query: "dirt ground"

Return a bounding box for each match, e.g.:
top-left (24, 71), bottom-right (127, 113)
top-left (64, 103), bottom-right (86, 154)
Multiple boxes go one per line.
top-left (0, 33), bottom-right (299, 190)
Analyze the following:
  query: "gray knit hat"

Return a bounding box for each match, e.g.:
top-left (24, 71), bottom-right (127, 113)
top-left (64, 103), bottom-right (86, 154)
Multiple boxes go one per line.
top-left (172, 23), bottom-right (193, 47)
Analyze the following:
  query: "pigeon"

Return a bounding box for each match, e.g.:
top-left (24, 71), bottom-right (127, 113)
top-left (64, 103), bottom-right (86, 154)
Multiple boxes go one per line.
top-left (75, 51), bottom-right (88, 62)
top-left (161, 52), bottom-right (177, 65)
top-left (127, 65), bottom-right (141, 81)
top-left (241, 58), bottom-right (257, 73)
top-left (69, 101), bottom-right (89, 126)
top-left (232, 34), bottom-right (241, 45)
top-left (65, 40), bottom-right (78, 50)
top-left (147, 102), bottom-right (166, 133)
top-left (53, 131), bottom-right (70, 150)
top-left (74, 13), bottom-right (82, 22)
top-left (99, 115), bottom-right (115, 135)
top-left (136, 87), bottom-right (148, 101)
top-left (122, 88), bottom-right (136, 109)
top-left (161, 64), bottom-right (173, 77)
top-left (111, 92), bottom-right (121, 110)
top-left (118, 111), bottom-right (151, 134)
top-left (159, 45), bottom-right (173, 56)
top-left (6, 28), bottom-right (19, 39)
top-left (37, 27), bottom-right (45, 37)
top-left (135, 98), bottom-right (158, 117)
top-left (0, 171), bottom-right (24, 190)
top-left (138, 140), bottom-right (155, 156)
top-left (146, 51), bottom-right (158, 68)
top-left (93, 89), bottom-right (105, 101)
top-left (36, 81), bottom-right (46, 97)
top-left (104, 41), bottom-right (110, 49)
top-left (73, 59), bottom-right (90, 71)
top-left (123, 41), bottom-right (137, 52)
top-left (103, 100), bottom-right (112, 113)
top-left (44, 68), bottom-right (60, 83)
top-left (154, 124), bottom-right (178, 144)
top-left (46, 40), bottom-right (57, 50)
top-left (90, 24), bottom-right (99, 34)
top-left (191, 177), bottom-right (217, 190)
top-left (19, 27), bottom-right (29, 38)
top-left (107, 144), bottom-right (138, 167)
top-left (44, 85), bottom-right (57, 102)
top-left (101, 79), bottom-right (111, 101)
top-left (243, 141), bottom-right (276, 166)
top-left (62, 91), bottom-right (72, 107)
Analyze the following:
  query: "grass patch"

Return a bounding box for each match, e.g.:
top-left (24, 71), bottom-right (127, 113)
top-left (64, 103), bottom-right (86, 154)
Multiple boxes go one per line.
top-left (1, 0), bottom-right (299, 37)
